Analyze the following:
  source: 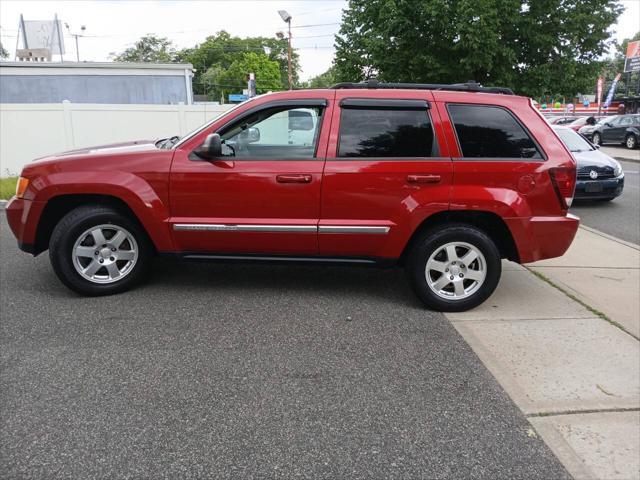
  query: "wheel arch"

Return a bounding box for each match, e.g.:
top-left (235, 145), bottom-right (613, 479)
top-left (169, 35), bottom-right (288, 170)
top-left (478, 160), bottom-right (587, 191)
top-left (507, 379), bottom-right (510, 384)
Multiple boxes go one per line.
top-left (399, 210), bottom-right (520, 265)
top-left (33, 194), bottom-right (161, 255)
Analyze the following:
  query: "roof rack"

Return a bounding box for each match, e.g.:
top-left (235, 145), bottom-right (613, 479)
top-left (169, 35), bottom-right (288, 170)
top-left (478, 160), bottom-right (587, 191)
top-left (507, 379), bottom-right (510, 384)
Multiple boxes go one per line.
top-left (331, 80), bottom-right (515, 95)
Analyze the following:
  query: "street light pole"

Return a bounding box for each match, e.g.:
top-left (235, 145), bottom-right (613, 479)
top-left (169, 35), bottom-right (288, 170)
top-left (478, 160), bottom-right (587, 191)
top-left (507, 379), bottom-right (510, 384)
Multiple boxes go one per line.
top-left (278, 10), bottom-right (293, 90)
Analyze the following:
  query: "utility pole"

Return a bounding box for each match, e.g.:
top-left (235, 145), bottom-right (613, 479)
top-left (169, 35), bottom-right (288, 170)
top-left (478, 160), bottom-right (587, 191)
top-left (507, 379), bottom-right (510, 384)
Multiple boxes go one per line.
top-left (278, 10), bottom-right (293, 90)
top-left (65, 23), bottom-right (86, 62)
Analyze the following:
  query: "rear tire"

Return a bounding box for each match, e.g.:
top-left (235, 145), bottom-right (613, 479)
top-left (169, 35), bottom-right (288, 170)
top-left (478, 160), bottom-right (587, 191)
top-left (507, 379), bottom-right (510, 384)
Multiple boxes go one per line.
top-left (405, 225), bottom-right (501, 312)
top-left (626, 134), bottom-right (638, 150)
top-left (49, 205), bottom-right (152, 296)
top-left (592, 132), bottom-right (601, 146)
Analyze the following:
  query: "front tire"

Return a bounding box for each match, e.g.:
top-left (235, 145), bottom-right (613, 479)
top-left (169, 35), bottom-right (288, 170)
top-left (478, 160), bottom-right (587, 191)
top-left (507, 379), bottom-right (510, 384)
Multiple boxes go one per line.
top-left (592, 132), bottom-right (601, 146)
top-left (405, 225), bottom-right (502, 312)
top-left (49, 205), bottom-right (152, 296)
top-left (626, 134), bottom-right (638, 150)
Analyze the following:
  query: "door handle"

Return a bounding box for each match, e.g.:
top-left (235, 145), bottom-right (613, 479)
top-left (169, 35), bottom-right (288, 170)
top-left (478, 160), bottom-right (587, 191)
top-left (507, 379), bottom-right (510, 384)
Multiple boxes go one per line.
top-left (276, 174), bottom-right (312, 184)
top-left (406, 174), bottom-right (441, 184)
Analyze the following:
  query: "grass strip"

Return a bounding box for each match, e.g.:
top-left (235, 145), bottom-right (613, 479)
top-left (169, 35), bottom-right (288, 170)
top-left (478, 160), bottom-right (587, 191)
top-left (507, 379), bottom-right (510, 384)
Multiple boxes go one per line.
top-left (528, 268), bottom-right (639, 341)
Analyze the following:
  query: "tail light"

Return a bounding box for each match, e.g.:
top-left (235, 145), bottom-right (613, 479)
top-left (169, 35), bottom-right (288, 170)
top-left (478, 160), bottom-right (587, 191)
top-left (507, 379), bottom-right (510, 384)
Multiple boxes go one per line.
top-left (549, 167), bottom-right (576, 210)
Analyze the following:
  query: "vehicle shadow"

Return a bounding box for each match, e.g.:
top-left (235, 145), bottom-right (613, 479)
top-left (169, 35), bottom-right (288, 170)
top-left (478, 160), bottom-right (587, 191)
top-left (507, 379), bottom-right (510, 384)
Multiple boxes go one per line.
top-left (143, 258), bottom-right (423, 309)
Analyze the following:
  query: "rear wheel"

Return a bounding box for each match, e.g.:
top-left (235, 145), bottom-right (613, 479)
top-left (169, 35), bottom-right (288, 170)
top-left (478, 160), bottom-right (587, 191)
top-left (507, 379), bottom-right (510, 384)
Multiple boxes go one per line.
top-left (49, 205), bottom-right (152, 296)
top-left (626, 134), bottom-right (638, 150)
top-left (592, 132), bottom-right (601, 146)
top-left (406, 225), bottom-right (501, 312)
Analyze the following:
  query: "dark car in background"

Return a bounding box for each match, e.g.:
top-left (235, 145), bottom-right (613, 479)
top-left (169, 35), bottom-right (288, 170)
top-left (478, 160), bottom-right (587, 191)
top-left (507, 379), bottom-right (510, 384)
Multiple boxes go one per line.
top-left (554, 126), bottom-right (624, 201)
top-left (583, 114), bottom-right (640, 149)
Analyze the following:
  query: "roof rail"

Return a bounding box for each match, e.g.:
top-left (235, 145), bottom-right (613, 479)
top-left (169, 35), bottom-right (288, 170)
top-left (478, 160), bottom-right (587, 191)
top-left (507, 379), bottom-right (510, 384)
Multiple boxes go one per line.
top-left (331, 80), bottom-right (515, 95)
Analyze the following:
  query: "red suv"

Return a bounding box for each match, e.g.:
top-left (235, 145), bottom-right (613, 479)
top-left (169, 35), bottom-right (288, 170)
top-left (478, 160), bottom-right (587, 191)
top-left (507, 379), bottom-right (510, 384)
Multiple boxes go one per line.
top-left (6, 81), bottom-right (579, 311)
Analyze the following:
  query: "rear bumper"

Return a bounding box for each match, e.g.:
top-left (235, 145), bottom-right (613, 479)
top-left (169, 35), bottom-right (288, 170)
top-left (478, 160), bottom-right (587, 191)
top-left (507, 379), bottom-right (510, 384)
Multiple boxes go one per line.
top-left (505, 214), bottom-right (580, 264)
top-left (5, 196), bottom-right (45, 255)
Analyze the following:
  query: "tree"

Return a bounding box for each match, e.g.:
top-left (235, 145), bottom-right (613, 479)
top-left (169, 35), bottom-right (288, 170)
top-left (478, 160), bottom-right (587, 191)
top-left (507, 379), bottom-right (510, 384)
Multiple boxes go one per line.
top-left (113, 35), bottom-right (176, 63)
top-left (334, 0), bottom-right (623, 99)
top-left (0, 41), bottom-right (8, 59)
top-left (201, 52), bottom-right (283, 101)
top-left (176, 30), bottom-right (299, 95)
top-left (304, 67), bottom-right (338, 88)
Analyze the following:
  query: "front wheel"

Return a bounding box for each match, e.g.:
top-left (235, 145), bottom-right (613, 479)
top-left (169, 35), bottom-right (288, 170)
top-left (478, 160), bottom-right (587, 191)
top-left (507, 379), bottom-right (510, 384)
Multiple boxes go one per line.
top-left (626, 134), bottom-right (638, 150)
top-left (592, 132), bottom-right (601, 146)
top-left (405, 225), bottom-right (502, 312)
top-left (49, 205), bottom-right (152, 296)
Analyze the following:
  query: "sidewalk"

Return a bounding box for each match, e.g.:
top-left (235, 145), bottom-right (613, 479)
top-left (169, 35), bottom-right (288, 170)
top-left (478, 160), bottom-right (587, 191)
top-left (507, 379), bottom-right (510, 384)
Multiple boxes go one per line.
top-left (445, 226), bottom-right (640, 480)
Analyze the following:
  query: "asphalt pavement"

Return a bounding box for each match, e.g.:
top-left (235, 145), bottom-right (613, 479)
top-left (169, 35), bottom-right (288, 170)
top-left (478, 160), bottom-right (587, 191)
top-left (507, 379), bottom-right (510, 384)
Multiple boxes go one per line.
top-left (0, 217), bottom-right (569, 479)
top-left (571, 159), bottom-right (640, 244)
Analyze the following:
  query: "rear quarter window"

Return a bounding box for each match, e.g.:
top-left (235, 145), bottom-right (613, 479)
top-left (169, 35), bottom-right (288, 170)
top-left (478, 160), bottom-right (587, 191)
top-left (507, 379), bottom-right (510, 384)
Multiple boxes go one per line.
top-left (447, 104), bottom-right (542, 159)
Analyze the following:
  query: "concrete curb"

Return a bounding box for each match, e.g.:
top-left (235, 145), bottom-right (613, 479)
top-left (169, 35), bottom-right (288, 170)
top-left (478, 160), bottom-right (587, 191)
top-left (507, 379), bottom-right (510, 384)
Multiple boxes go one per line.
top-left (0, 200), bottom-right (7, 210)
top-left (578, 224), bottom-right (640, 251)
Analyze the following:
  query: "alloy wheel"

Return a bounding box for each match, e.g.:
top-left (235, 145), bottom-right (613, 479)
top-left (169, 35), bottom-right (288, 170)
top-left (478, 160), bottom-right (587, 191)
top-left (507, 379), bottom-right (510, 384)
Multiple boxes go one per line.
top-left (425, 241), bottom-right (487, 300)
top-left (72, 224), bottom-right (139, 284)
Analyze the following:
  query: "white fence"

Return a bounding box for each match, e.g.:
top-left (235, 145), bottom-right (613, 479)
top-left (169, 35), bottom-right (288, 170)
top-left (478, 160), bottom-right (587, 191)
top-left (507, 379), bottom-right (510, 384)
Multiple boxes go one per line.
top-left (0, 102), bottom-right (233, 176)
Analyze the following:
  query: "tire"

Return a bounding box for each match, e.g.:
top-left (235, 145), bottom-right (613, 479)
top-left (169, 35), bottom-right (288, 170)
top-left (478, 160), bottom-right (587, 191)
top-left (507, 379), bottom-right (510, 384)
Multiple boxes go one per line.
top-left (592, 132), bottom-right (601, 146)
top-left (405, 225), bottom-right (501, 312)
top-left (626, 134), bottom-right (638, 150)
top-left (49, 205), bottom-right (152, 296)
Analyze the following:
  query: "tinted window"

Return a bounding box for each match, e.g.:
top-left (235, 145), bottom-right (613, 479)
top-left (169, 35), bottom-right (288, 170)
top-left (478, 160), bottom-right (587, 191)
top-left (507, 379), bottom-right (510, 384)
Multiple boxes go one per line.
top-left (220, 106), bottom-right (322, 159)
top-left (448, 104), bottom-right (541, 159)
top-left (338, 108), bottom-right (435, 157)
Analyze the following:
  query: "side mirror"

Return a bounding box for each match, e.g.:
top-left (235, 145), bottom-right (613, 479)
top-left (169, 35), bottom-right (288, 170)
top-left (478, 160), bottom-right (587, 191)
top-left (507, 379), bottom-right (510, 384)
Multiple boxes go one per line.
top-left (195, 133), bottom-right (222, 159)
top-left (605, 122), bottom-right (612, 127)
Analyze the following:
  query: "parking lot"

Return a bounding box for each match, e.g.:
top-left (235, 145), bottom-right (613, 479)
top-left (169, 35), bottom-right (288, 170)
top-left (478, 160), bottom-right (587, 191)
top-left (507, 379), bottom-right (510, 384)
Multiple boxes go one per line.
top-left (0, 214), bottom-right (573, 479)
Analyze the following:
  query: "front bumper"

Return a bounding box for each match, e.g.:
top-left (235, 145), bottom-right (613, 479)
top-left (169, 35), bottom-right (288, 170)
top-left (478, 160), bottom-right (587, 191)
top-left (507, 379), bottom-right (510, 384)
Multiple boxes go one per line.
top-left (505, 213), bottom-right (580, 264)
top-left (574, 174), bottom-right (624, 200)
top-left (5, 196), bottom-right (46, 255)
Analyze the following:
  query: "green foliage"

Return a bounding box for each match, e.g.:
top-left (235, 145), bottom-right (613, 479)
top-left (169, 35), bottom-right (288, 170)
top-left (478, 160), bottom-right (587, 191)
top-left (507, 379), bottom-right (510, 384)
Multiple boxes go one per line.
top-left (113, 35), bottom-right (176, 63)
top-left (201, 52), bottom-right (283, 101)
top-left (176, 30), bottom-right (299, 96)
top-left (304, 67), bottom-right (338, 88)
top-left (0, 177), bottom-right (18, 200)
top-left (334, 0), bottom-right (623, 98)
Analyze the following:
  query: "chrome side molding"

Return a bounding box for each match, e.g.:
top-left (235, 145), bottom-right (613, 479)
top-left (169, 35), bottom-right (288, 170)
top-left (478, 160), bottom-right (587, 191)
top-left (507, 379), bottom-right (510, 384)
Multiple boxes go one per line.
top-left (173, 223), bottom-right (391, 234)
top-left (318, 226), bottom-right (390, 234)
top-left (173, 224), bottom-right (316, 232)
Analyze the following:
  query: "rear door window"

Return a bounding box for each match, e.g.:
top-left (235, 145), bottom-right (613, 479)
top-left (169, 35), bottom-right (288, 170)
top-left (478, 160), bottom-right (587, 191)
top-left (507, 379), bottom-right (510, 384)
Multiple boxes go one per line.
top-left (338, 104), bottom-right (436, 158)
top-left (447, 104), bottom-right (542, 159)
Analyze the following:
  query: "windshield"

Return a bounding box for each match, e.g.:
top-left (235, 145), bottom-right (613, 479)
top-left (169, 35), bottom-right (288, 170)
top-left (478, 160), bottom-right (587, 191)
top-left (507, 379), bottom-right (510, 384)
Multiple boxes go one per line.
top-left (555, 128), bottom-right (594, 152)
top-left (172, 98), bottom-right (259, 149)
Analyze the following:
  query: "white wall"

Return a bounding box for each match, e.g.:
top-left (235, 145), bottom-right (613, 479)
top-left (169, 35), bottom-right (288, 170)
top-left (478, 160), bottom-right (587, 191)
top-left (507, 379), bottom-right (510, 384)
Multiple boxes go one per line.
top-left (0, 102), bottom-right (232, 176)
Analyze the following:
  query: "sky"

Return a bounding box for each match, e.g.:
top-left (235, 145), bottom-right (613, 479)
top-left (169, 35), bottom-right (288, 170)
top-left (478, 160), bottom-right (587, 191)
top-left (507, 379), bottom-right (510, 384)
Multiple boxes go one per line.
top-left (0, 0), bottom-right (638, 81)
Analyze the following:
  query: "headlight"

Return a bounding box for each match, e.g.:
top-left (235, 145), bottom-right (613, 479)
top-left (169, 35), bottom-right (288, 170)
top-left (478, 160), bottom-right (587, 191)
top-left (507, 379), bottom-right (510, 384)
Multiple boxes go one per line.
top-left (613, 161), bottom-right (622, 177)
